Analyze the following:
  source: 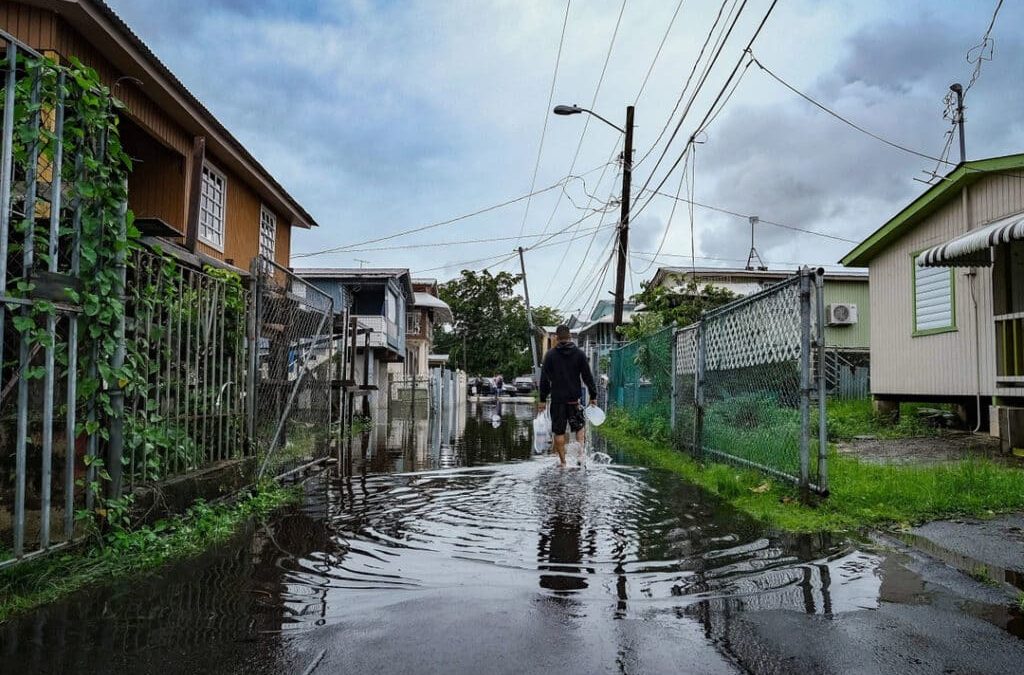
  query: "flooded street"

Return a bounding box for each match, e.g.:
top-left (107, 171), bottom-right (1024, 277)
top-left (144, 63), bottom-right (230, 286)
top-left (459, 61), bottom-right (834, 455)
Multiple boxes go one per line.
top-left (3, 402), bottom-right (1024, 674)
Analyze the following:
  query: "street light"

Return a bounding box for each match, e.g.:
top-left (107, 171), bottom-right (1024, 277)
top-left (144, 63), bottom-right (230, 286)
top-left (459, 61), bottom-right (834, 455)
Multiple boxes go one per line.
top-left (552, 103), bottom-right (634, 328)
top-left (552, 104), bottom-right (626, 134)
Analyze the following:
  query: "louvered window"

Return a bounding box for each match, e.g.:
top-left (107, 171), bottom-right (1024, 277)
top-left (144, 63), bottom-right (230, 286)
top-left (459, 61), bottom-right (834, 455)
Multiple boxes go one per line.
top-left (913, 253), bottom-right (955, 335)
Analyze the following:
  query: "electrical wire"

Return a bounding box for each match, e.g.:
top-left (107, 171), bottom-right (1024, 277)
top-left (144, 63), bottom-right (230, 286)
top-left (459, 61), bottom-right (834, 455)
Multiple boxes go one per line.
top-left (640, 187), bottom-right (859, 244)
top-left (292, 162), bottom-right (612, 259)
top-left (634, 0), bottom-right (686, 105)
top-left (630, 0), bottom-right (779, 223)
top-left (517, 0), bottom-right (573, 241)
top-left (630, 250), bottom-right (852, 270)
top-left (330, 221), bottom-right (613, 254)
top-left (964, 0), bottom-right (1003, 94)
top-left (539, 0), bottom-right (627, 236)
top-left (748, 52), bottom-right (951, 165)
top-left (635, 0), bottom-right (733, 168)
top-left (634, 0), bottom-right (747, 178)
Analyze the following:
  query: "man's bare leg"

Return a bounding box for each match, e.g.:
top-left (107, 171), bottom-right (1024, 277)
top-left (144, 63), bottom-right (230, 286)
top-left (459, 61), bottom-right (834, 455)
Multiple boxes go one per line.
top-left (575, 429), bottom-right (586, 462)
top-left (553, 433), bottom-right (567, 466)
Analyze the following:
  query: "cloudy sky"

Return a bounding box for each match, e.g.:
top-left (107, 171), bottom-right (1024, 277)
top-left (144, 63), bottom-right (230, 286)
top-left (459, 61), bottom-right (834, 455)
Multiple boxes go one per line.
top-left (107, 0), bottom-right (1024, 315)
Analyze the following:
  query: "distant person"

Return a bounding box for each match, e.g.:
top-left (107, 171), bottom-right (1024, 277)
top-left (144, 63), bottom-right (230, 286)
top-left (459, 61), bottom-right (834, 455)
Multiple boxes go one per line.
top-left (493, 373), bottom-right (504, 398)
top-left (538, 325), bottom-right (597, 467)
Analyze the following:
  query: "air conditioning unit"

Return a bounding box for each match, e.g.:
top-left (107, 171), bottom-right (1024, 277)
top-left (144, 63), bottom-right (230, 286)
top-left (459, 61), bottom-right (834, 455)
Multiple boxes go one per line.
top-left (826, 303), bottom-right (858, 326)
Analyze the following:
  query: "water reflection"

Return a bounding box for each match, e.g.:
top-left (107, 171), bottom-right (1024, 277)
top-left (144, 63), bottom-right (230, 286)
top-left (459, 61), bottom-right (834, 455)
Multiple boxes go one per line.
top-left (2, 403), bottom-right (1022, 674)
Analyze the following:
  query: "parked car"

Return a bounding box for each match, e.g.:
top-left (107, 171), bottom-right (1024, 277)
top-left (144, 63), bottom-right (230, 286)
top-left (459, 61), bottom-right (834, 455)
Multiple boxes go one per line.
top-left (513, 376), bottom-right (535, 394)
top-left (468, 376), bottom-right (494, 396)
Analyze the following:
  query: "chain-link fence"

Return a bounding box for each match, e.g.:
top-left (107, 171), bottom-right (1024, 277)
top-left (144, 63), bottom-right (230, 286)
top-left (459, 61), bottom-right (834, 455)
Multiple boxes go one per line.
top-left (251, 257), bottom-right (337, 480)
top-left (608, 326), bottom-right (675, 440)
top-left (609, 268), bottom-right (828, 494)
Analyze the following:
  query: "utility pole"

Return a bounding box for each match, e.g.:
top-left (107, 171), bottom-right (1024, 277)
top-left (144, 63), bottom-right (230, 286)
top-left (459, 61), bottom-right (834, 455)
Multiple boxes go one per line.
top-left (518, 246), bottom-right (540, 381)
top-left (949, 83), bottom-right (966, 164)
top-left (613, 105), bottom-right (634, 328)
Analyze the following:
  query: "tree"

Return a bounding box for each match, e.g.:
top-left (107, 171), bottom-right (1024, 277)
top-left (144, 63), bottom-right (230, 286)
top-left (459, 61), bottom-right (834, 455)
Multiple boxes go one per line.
top-left (630, 279), bottom-right (737, 330)
top-left (433, 269), bottom-right (562, 377)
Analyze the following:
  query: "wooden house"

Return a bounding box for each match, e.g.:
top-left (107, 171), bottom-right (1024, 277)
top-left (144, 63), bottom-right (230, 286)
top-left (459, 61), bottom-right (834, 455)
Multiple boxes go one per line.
top-left (0, 0), bottom-right (318, 274)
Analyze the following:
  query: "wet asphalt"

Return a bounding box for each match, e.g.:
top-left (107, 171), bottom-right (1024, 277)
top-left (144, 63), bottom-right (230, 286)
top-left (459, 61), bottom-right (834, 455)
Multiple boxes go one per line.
top-left (2, 402), bottom-right (1023, 674)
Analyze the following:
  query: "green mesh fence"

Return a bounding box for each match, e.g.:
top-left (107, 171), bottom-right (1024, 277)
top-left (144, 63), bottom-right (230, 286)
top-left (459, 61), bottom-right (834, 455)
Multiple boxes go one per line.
top-left (608, 326), bottom-right (675, 439)
top-left (608, 269), bottom-right (828, 493)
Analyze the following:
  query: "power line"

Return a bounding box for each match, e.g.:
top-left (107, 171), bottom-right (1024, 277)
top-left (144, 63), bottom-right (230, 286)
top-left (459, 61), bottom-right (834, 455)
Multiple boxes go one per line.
top-left (634, 0), bottom-right (686, 105)
top-left (748, 52), bottom-right (951, 165)
top-left (557, 228), bottom-right (618, 311)
top-left (635, 0), bottom-right (733, 168)
top-left (539, 0), bottom-right (627, 236)
top-left (634, 0), bottom-right (748, 179)
top-left (631, 0), bottom-right (779, 223)
top-left (328, 221), bottom-right (613, 254)
top-left (412, 209), bottom-right (613, 274)
top-left (630, 250), bottom-right (852, 270)
top-left (517, 0), bottom-right (573, 241)
top-left (641, 187), bottom-right (859, 244)
top-left (965, 0), bottom-right (1004, 94)
top-left (633, 148), bottom-right (690, 276)
top-left (292, 162), bottom-right (611, 259)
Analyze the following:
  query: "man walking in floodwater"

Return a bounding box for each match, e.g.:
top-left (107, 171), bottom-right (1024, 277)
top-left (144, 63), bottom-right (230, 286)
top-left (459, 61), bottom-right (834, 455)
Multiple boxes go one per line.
top-left (538, 325), bottom-right (597, 467)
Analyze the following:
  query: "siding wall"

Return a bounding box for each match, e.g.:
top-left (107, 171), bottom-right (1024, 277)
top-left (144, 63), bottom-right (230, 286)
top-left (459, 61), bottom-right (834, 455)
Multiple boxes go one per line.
top-left (822, 279), bottom-right (870, 349)
top-left (0, 2), bottom-right (293, 271)
top-left (867, 172), bottom-right (1024, 397)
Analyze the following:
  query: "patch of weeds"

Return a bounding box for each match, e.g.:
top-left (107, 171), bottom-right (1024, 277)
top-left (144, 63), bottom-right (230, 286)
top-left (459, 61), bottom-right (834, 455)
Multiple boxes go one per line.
top-left (1017, 592), bottom-right (1024, 612)
top-left (969, 566), bottom-right (999, 586)
top-left (0, 483), bottom-right (299, 623)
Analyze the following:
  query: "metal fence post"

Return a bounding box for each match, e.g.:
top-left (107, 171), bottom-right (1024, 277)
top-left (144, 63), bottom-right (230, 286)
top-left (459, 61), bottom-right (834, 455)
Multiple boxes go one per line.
top-left (246, 258), bottom-right (260, 453)
top-left (694, 319), bottom-right (706, 458)
top-left (670, 328), bottom-right (678, 442)
top-left (815, 268), bottom-right (829, 494)
top-left (107, 188), bottom-right (129, 499)
top-left (798, 267), bottom-right (812, 492)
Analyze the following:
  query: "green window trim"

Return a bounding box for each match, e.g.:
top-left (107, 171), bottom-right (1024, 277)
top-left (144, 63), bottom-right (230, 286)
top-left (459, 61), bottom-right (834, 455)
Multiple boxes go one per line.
top-left (911, 251), bottom-right (957, 337)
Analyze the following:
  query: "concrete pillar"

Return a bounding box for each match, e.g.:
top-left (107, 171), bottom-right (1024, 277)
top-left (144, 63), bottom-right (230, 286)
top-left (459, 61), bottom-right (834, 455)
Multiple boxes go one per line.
top-left (873, 397), bottom-right (900, 424)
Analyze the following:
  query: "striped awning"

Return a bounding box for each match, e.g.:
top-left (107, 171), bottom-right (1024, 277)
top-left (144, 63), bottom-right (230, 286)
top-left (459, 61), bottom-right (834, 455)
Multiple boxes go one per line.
top-left (917, 212), bottom-right (1024, 267)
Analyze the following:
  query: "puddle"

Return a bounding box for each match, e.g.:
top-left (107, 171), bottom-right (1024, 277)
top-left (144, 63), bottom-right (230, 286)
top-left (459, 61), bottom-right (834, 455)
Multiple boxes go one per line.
top-left (2, 403), bottom-right (1022, 674)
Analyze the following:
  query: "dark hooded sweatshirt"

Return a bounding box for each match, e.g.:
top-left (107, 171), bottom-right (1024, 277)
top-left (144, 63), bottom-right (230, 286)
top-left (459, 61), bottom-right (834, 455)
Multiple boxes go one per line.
top-left (539, 341), bottom-right (597, 404)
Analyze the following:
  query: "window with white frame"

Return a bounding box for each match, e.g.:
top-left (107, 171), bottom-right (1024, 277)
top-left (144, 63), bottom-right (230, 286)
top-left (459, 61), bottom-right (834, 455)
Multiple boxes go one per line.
top-left (259, 205), bottom-right (276, 262)
top-left (199, 163), bottom-right (227, 250)
top-left (407, 311), bottom-right (421, 335)
top-left (912, 253), bottom-right (955, 335)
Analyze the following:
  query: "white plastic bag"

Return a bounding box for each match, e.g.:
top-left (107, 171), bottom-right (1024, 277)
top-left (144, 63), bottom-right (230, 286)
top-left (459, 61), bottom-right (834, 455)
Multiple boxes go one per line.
top-left (533, 411), bottom-right (552, 454)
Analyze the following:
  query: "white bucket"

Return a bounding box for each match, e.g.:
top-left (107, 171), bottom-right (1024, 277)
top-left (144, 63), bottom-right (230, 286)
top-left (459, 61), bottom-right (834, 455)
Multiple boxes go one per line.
top-left (584, 404), bottom-right (606, 426)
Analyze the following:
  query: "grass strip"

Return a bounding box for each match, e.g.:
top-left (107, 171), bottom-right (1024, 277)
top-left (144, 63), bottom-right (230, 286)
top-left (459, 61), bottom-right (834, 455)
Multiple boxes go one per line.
top-left (600, 412), bottom-right (1024, 534)
top-left (0, 484), bottom-right (299, 623)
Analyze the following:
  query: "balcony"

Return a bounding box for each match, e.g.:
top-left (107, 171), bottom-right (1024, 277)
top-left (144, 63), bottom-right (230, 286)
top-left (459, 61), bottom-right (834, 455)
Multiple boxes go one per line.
top-left (355, 315), bottom-right (403, 354)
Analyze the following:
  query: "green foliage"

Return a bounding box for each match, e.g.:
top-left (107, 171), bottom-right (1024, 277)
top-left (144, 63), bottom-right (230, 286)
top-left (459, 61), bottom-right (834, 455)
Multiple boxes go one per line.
top-left (617, 312), bottom-right (662, 343)
top-left (600, 411), bottom-right (1024, 533)
top-left (0, 484), bottom-right (299, 622)
top-left (630, 279), bottom-right (737, 330)
top-left (434, 269), bottom-right (561, 377)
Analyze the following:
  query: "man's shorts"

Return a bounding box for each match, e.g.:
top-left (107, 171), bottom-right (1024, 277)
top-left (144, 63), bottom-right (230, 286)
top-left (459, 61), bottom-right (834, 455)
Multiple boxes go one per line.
top-left (550, 402), bottom-right (585, 435)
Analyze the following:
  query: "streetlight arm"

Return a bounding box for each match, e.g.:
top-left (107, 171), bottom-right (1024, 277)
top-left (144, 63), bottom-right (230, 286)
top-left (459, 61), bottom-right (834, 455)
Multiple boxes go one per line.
top-left (553, 104), bottom-right (625, 134)
top-left (579, 108), bottom-right (626, 134)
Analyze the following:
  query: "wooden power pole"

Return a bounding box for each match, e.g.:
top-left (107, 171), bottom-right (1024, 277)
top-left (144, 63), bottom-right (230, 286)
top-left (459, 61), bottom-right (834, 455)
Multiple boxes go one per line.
top-left (613, 105), bottom-right (634, 328)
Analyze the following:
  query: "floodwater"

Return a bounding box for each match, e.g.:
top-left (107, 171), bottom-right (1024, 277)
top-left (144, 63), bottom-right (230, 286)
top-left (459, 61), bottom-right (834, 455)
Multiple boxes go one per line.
top-left (3, 402), bottom-right (1024, 674)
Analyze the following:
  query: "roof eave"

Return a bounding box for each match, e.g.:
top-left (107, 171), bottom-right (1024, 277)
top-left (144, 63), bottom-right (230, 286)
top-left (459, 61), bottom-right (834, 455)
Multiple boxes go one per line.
top-left (840, 153), bottom-right (1024, 267)
top-left (37, 0), bottom-right (320, 230)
